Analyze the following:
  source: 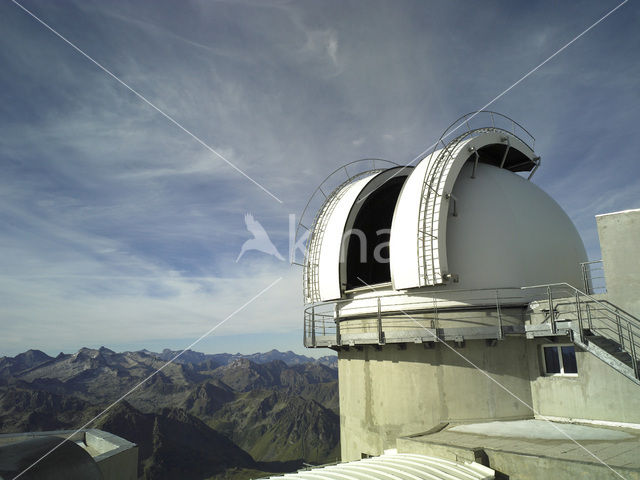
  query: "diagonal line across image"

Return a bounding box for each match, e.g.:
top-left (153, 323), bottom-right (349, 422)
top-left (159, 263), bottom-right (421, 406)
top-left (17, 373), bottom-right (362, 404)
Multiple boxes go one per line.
top-left (355, 276), bottom-right (628, 480)
top-left (355, 0), bottom-right (628, 206)
top-left (11, 0), bottom-right (283, 205)
top-left (11, 277), bottom-right (283, 480)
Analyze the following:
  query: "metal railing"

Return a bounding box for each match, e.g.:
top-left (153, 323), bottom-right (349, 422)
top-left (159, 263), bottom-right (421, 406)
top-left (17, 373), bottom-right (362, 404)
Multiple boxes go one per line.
top-left (434, 111), bottom-right (536, 152)
top-left (303, 282), bottom-right (640, 380)
top-left (522, 283), bottom-right (639, 379)
top-left (581, 260), bottom-right (606, 294)
top-left (304, 287), bottom-right (529, 348)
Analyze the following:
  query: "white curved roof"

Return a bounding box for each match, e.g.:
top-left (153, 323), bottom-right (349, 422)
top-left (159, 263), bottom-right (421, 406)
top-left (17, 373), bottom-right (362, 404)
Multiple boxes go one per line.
top-left (304, 173), bottom-right (379, 303)
top-left (444, 162), bottom-right (586, 292)
top-left (390, 131), bottom-right (536, 289)
top-left (388, 146), bottom-right (442, 290)
top-left (261, 453), bottom-right (494, 480)
top-left (302, 127), bottom-right (589, 306)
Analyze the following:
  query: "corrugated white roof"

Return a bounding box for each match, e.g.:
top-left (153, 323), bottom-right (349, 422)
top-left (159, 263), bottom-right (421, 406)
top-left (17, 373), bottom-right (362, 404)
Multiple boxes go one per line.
top-left (260, 453), bottom-right (494, 480)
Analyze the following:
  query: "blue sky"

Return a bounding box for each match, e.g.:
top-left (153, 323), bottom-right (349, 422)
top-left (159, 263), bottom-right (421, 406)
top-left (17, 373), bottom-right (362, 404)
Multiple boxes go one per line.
top-left (1, 0), bottom-right (638, 357)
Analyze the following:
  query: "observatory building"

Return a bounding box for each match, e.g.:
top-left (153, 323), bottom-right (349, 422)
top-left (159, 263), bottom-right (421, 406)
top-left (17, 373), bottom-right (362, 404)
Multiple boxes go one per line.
top-left (294, 112), bottom-right (640, 480)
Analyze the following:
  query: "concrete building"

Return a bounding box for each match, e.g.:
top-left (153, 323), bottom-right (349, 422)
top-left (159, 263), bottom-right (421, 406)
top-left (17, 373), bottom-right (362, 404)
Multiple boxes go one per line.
top-left (296, 112), bottom-right (640, 480)
top-left (0, 429), bottom-right (138, 480)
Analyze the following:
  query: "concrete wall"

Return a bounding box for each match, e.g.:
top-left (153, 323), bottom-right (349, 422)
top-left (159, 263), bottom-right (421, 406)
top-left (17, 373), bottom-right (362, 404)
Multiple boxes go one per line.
top-left (86, 429), bottom-right (138, 480)
top-left (528, 337), bottom-right (640, 425)
top-left (337, 338), bottom-right (534, 461)
top-left (338, 334), bottom-right (640, 461)
top-left (596, 208), bottom-right (640, 318)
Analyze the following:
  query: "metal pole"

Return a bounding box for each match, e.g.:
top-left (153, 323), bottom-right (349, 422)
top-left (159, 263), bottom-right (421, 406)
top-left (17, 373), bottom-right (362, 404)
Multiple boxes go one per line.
top-left (586, 303), bottom-right (593, 331)
top-left (434, 296), bottom-right (439, 331)
top-left (499, 138), bottom-right (511, 169)
top-left (496, 289), bottom-right (503, 340)
top-left (616, 310), bottom-right (624, 348)
top-left (575, 290), bottom-right (584, 344)
top-left (628, 324), bottom-right (639, 379)
top-left (304, 308), bottom-right (308, 347)
top-left (471, 151), bottom-right (479, 179)
top-left (377, 297), bottom-right (383, 345)
top-left (334, 303), bottom-right (341, 347)
top-left (311, 306), bottom-right (316, 348)
top-left (581, 263), bottom-right (589, 294)
top-left (548, 286), bottom-right (556, 334)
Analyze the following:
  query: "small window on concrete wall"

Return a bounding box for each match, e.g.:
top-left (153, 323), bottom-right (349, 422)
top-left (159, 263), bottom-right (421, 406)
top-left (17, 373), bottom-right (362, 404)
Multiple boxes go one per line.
top-left (542, 344), bottom-right (578, 375)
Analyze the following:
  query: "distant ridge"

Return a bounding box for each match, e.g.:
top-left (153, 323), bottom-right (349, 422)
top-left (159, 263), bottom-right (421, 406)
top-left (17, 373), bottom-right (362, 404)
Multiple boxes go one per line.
top-left (1, 348), bottom-right (337, 370)
top-left (0, 346), bottom-right (340, 478)
top-left (140, 348), bottom-right (337, 369)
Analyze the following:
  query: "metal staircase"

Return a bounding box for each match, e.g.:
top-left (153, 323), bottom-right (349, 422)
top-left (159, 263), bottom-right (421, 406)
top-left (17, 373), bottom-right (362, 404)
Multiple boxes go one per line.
top-left (523, 283), bottom-right (640, 385)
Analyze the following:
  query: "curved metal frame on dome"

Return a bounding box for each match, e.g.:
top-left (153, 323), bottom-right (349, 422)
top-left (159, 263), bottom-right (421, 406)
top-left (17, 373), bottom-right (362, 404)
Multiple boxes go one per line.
top-left (416, 111), bottom-right (539, 287)
top-left (436, 111), bottom-right (535, 151)
top-left (296, 159), bottom-right (398, 303)
top-left (295, 158), bottom-right (398, 246)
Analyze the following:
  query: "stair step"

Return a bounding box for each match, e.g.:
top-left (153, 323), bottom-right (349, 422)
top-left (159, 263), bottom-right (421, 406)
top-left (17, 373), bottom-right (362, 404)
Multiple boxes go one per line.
top-left (583, 335), bottom-right (637, 369)
top-left (587, 336), bottom-right (623, 352)
top-left (611, 351), bottom-right (634, 365)
top-left (579, 332), bottom-right (639, 368)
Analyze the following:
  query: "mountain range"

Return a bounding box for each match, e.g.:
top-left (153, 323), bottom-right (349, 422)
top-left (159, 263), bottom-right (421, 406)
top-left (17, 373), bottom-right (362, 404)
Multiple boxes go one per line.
top-left (0, 348), bottom-right (339, 479)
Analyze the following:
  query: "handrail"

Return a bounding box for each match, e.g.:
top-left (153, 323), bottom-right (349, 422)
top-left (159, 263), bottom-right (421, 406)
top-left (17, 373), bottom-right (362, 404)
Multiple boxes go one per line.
top-left (521, 282), bottom-right (640, 325)
top-left (306, 285), bottom-right (528, 310)
top-left (580, 259), bottom-right (606, 294)
top-left (303, 281), bottom-right (640, 379)
top-left (433, 111), bottom-right (535, 154)
top-left (303, 286), bottom-right (530, 348)
top-left (521, 282), bottom-right (639, 379)
top-left (598, 299), bottom-right (640, 324)
top-left (305, 282), bottom-right (640, 328)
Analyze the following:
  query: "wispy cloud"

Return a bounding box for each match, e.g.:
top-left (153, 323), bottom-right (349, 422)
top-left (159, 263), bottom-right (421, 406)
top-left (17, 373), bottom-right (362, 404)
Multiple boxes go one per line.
top-left (1, 0), bottom-right (637, 355)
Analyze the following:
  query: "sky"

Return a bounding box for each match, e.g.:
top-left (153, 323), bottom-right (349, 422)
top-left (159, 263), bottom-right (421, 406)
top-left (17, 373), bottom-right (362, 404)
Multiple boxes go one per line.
top-left (0, 0), bottom-right (638, 357)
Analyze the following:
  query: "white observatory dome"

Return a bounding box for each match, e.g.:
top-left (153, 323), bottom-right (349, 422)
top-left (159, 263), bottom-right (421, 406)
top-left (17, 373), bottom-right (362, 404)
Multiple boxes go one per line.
top-left (436, 161), bottom-right (586, 292)
top-left (301, 113), bottom-right (587, 305)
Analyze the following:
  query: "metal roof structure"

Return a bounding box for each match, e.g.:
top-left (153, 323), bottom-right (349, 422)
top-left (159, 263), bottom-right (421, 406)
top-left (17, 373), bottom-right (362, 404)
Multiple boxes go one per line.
top-left (259, 453), bottom-right (494, 480)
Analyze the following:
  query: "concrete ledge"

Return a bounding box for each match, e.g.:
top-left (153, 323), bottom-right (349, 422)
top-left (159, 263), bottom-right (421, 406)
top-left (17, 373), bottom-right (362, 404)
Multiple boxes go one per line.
top-left (0, 430), bottom-right (85, 446)
top-left (0, 429), bottom-right (138, 480)
top-left (397, 420), bottom-right (640, 480)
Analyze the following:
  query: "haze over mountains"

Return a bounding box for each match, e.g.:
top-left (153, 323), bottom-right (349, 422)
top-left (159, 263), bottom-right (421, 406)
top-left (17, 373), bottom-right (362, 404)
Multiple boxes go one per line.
top-left (0, 348), bottom-right (339, 479)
